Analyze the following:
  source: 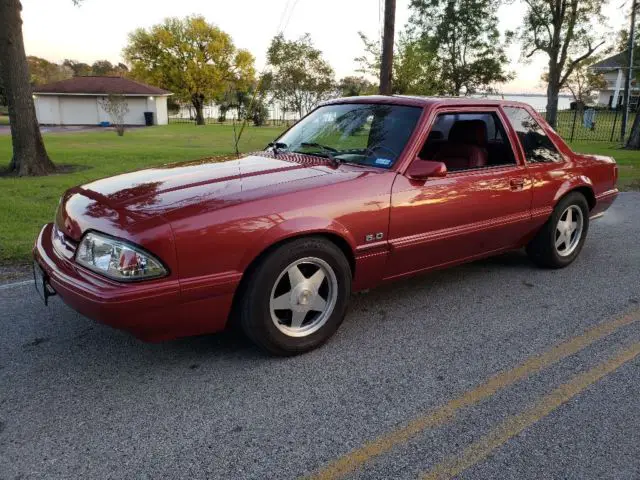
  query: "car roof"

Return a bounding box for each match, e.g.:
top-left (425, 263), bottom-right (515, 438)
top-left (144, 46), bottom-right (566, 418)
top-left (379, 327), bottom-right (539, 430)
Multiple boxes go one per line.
top-left (322, 95), bottom-right (532, 109)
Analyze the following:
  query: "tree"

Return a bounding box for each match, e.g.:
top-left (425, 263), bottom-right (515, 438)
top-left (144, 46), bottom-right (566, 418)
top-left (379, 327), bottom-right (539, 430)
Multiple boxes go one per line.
top-left (337, 76), bottom-right (377, 97)
top-left (27, 56), bottom-right (72, 85)
top-left (556, 57), bottom-right (607, 107)
top-left (356, 31), bottom-right (443, 95)
top-left (98, 95), bottom-right (130, 136)
top-left (63, 59), bottom-right (92, 77)
top-left (0, 0), bottom-right (55, 175)
top-left (124, 16), bottom-right (255, 126)
top-left (266, 33), bottom-right (335, 119)
top-left (517, 0), bottom-right (606, 128)
top-left (408, 0), bottom-right (512, 96)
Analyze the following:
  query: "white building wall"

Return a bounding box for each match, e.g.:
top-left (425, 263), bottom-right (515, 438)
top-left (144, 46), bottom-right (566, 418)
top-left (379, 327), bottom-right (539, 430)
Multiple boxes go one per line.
top-left (34, 96), bottom-right (61, 124)
top-left (154, 97), bottom-right (168, 125)
top-left (35, 94), bottom-right (169, 125)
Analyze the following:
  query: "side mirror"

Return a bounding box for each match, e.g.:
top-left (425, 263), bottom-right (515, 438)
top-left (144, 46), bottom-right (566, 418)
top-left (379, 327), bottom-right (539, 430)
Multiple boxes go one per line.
top-left (406, 159), bottom-right (447, 180)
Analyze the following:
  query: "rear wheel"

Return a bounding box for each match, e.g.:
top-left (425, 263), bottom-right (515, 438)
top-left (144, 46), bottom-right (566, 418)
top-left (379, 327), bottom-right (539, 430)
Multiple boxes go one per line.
top-left (239, 237), bottom-right (351, 355)
top-left (526, 192), bottom-right (589, 268)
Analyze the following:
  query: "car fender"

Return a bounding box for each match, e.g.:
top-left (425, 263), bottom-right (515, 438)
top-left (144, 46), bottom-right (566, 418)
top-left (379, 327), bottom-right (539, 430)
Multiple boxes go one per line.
top-left (552, 175), bottom-right (594, 205)
top-left (239, 216), bottom-right (358, 269)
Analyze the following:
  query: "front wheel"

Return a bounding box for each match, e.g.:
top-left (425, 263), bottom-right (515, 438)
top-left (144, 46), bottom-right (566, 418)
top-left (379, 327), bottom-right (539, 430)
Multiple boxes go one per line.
top-left (526, 192), bottom-right (590, 268)
top-left (239, 237), bottom-right (351, 355)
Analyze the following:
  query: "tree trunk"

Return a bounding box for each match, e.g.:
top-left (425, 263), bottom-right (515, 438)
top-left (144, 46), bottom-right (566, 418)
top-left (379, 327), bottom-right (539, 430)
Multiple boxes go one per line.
top-left (0, 0), bottom-right (55, 176)
top-left (191, 93), bottom-right (205, 125)
top-left (545, 84), bottom-right (560, 129)
top-left (625, 111), bottom-right (640, 149)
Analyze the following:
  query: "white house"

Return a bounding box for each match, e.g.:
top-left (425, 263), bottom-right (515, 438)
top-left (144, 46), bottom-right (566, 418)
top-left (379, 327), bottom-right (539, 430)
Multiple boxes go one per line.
top-left (589, 51), bottom-right (639, 110)
top-left (33, 76), bottom-right (172, 126)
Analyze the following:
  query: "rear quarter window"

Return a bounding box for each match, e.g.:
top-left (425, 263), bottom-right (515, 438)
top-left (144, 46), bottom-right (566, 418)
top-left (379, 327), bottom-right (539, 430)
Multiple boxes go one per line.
top-left (503, 107), bottom-right (563, 163)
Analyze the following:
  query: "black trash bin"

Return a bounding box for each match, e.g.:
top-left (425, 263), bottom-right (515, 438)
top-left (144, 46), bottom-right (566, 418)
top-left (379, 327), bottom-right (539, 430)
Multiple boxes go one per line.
top-left (144, 111), bottom-right (154, 126)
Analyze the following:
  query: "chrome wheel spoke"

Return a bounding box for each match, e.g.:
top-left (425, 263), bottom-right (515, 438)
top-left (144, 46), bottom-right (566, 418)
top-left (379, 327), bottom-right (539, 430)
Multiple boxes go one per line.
top-left (272, 293), bottom-right (291, 310)
top-left (287, 265), bottom-right (306, 287)
top-left (308, 268), bottom-right (326, 292)
top-left (555, 233), bottom-right (565, 249)
top-left (290, 309), bottom-right (307, 329)
top-left (310, 295), bottom-right (327, 312)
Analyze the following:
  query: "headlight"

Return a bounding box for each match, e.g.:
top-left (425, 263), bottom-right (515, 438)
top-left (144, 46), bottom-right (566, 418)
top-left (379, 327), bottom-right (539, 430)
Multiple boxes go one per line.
top-left (75, 232), bottom-right (167, 281)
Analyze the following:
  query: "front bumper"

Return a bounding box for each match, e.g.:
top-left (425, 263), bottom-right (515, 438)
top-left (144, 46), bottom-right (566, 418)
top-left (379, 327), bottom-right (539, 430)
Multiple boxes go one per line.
top-left (33, 223), bottom-right (233, 341)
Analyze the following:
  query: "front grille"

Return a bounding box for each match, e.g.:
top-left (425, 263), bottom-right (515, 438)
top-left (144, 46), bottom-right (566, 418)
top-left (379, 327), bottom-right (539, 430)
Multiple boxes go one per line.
top-left (52, 224), bottom-right (78, 260)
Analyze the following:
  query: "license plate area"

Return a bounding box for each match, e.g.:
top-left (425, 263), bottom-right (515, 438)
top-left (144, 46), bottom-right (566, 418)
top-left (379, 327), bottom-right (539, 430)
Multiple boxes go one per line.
top-left (33, 261), bottom-right (55, 305)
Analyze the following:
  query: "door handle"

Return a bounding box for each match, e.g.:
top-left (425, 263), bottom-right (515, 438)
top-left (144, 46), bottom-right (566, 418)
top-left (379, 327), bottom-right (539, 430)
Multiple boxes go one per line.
top-left (509, 178), bottom-right (525, 190)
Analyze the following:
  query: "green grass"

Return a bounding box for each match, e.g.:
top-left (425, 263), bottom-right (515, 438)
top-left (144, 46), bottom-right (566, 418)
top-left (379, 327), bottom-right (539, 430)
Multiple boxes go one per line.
top-left (0, 115), bottom-right (9, 125)
top-left (0, 123), bottom-right (638, 266)
top-left (568, 140), bottom-right (640, 191)
top-left (555, 109), bottom-right (636, 143)
top-left (0, 124), bottom-right (284, 265)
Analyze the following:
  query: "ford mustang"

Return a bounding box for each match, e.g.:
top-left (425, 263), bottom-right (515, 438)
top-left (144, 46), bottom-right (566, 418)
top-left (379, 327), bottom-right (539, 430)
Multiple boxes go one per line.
top-left (33, 96), bottom-right (618, 355)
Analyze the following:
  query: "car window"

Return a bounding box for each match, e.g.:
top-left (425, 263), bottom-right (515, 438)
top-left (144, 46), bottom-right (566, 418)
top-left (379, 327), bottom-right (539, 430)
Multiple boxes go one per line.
top-left (418, 112), bottom-right (516, 170)
top-left (503, 107), bottom-right (563, 163)
top-left (276, 103), bottom-right (423, 168)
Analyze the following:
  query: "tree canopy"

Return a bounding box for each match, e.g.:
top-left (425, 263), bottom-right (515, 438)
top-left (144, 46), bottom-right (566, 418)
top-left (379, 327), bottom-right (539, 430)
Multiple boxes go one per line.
top-left (124, 15), bottom-right (255, 125)
top-left (516, 0), bottom-right (606, 127)
top-left (356, 31), bottom-right (443, 95)
top-left (266, 33), bottom-right (335, 119)
top-left (408, 0), bottom-right (512, 95)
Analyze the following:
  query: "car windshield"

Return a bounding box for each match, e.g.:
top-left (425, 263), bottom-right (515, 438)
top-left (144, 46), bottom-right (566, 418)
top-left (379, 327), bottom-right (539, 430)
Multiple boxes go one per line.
top-left (274, 103), bottom-right (423, 168)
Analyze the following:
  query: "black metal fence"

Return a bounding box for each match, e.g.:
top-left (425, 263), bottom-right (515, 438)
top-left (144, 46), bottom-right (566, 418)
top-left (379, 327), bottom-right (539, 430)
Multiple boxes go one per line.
top-left (550, 109), bottom-right (637, 143)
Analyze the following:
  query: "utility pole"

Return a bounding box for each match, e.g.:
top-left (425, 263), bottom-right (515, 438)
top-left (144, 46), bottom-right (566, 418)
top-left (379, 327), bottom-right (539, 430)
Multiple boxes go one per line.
top-left (621, 0), bottom-right (637, 142)
top-left (379, 0), bottom-right (396, 95)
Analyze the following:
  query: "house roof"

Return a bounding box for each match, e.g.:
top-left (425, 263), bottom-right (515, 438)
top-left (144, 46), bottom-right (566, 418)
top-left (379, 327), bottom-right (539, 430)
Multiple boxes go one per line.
top-left (33, 76), bottom-right (171, 96)
top-left (590, 51), bottom-right (629, 70)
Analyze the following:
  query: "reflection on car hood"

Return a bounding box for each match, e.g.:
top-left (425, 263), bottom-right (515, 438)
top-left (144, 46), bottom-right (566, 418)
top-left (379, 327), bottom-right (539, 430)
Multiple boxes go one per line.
top-left (76, 152), bottom-right (347, 216)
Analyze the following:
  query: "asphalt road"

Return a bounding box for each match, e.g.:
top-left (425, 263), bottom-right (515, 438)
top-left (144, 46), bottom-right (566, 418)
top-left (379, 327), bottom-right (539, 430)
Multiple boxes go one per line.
top-left (2, 193), bottom-right (639, 480)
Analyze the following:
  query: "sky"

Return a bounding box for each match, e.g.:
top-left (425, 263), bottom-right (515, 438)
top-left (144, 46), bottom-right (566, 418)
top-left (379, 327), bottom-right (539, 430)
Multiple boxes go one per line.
top-left (21, 0), bottom-right (630, 94)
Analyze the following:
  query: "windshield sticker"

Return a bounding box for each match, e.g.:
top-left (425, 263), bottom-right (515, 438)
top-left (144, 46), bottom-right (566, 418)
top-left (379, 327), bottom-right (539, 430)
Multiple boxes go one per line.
top-left (375, 158), bottom-right (392, 167)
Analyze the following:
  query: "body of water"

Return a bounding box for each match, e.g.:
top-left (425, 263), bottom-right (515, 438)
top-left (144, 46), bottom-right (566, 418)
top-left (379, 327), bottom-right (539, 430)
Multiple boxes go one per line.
top-left (476, 94), bottom-right (572, 112)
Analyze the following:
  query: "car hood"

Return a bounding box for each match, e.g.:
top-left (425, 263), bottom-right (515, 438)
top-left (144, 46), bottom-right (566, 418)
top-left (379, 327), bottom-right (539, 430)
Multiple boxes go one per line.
top-left (57, 152), bottom-right (374, 240)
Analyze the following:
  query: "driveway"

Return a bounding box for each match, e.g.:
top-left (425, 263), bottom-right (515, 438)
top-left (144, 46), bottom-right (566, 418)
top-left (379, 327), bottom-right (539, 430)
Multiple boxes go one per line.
top-left (1, 193), bottom-right (639, 479)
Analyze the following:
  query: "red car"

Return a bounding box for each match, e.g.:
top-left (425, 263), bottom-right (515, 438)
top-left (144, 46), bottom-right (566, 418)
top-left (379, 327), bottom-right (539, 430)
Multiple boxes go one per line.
top-left (33, 96), bottom-right (618, 355)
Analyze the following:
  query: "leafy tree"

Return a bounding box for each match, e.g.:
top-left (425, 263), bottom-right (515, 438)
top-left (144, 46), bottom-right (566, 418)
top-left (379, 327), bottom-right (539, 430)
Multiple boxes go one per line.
top-left (0, 0), bottom-right (55, 175)
top-left (516, 0), bottom-right (606, 127)
top-left (63, 59), bottom-right (92, 77)
top-left (337, 76), bottom-right (377, 97)
top-left (27, 56), bottom-right (72, 85)
top-left (561, 58), bottom-right (607, 107)
top-left (356, 31), bottom-right (442, 95)
top-left (408, 0), bottom-right (512, 96)
top-left (124, 16), bottom-right (255, 125)
top-left (266, 33), bottom-right (335, 119)
top-left (91, 60), bottom-right (115, 76)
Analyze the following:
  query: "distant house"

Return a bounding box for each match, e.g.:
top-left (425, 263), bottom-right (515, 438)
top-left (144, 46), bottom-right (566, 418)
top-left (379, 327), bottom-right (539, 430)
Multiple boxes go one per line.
top-left (589, 51), bottom-right (639, 110)
top-left (32, 76), bottom-right (172, 126)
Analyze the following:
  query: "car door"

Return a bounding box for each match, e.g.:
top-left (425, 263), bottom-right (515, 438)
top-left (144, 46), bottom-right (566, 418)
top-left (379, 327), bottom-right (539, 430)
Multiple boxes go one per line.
top-left (501, 106), bottom-right (572, 229)
top-left (384, 107), bottom-right (533, 280)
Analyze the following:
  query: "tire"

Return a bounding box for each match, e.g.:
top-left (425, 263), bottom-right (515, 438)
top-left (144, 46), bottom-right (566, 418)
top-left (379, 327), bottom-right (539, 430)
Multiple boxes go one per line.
top-left (526, 191), bottom-right (590, 269)
top-left (239, 237), bottom-right (352, 356)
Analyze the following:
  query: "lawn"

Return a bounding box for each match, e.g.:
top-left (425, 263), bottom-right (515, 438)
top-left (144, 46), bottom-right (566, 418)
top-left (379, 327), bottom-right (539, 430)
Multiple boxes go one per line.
top-left (0, 123), bottom-right (638, 266)
top-left (0, 115), bottom-right (9, 125)
top-left (0, 124), bottom-right (284, 265)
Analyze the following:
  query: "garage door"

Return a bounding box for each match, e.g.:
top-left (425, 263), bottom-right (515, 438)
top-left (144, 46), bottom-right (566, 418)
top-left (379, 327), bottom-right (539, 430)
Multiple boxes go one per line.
top-left (59, 97), bottom-right (99, 125)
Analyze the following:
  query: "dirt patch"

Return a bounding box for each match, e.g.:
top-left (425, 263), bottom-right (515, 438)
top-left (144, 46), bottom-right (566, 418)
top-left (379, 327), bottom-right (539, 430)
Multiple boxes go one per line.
top-left (0, 263), bottom-right (32, 283)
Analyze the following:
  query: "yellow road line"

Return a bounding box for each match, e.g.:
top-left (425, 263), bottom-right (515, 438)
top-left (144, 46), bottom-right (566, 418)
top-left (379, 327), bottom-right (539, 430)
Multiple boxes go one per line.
top-left (422, 341), bottom-right (640, 480)
top-left (308, 308), bottom-right (640, 480)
